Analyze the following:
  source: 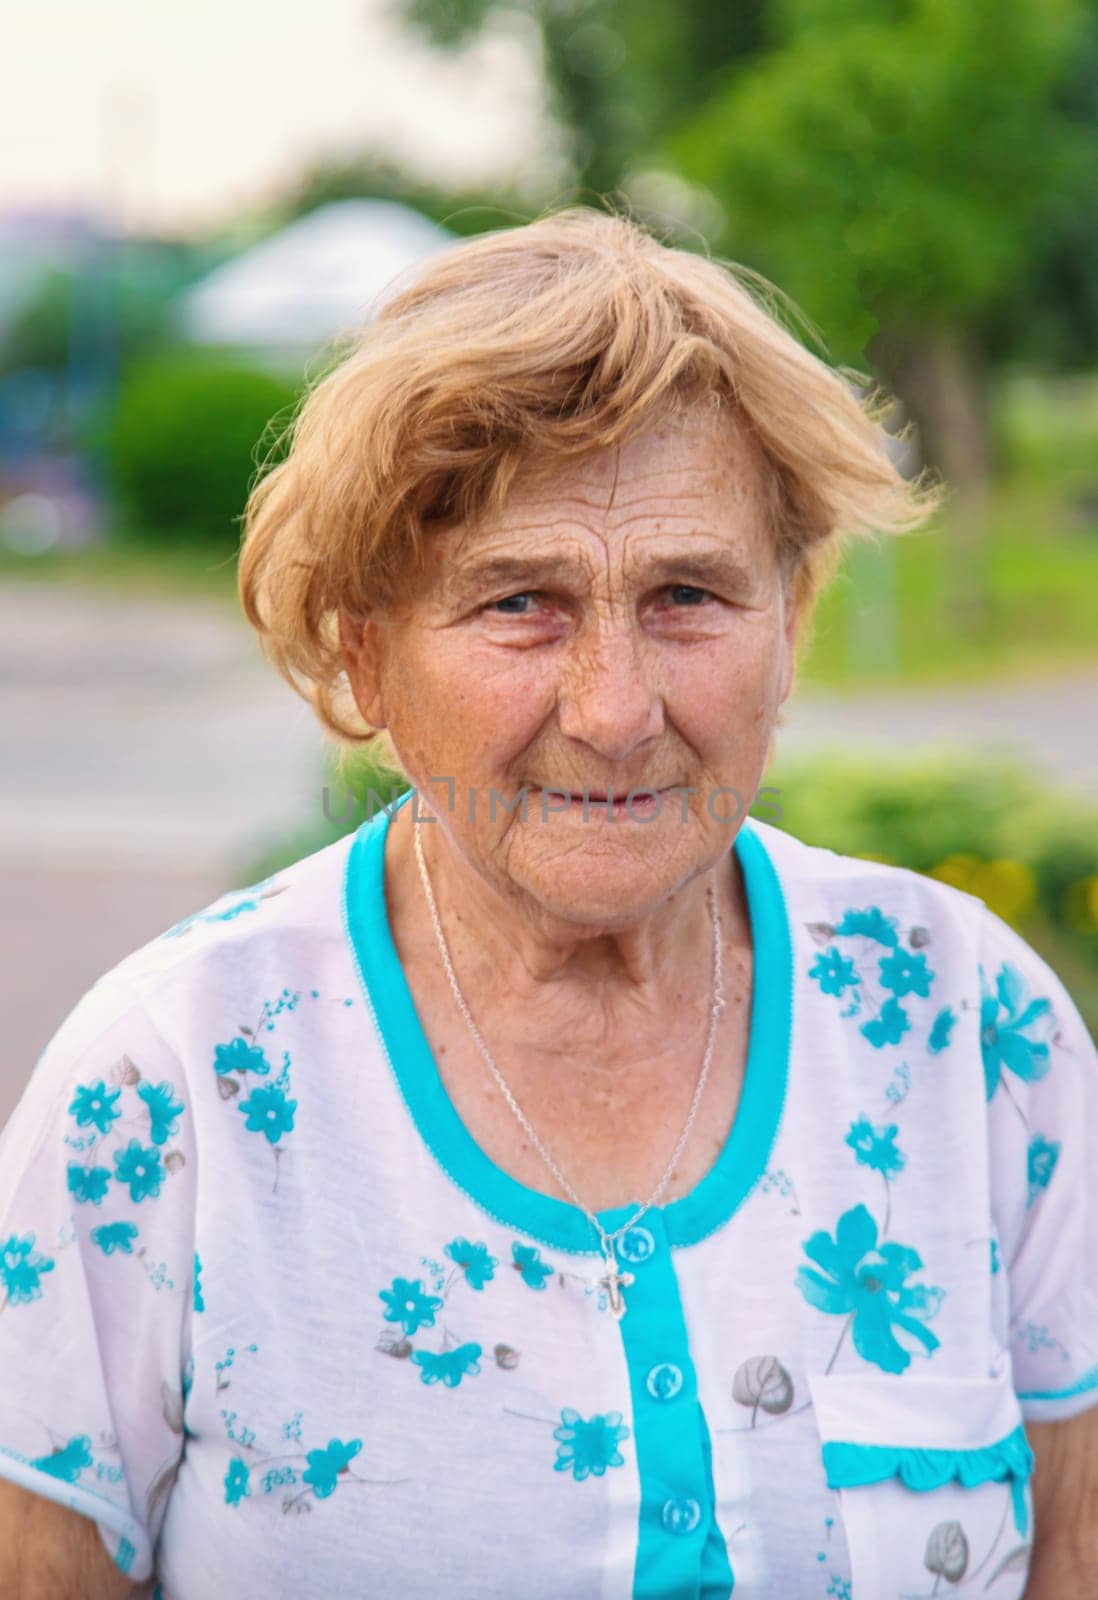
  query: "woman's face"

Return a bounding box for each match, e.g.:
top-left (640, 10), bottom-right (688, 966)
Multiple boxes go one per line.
top-left (342, 405), bottom-right (800, 927)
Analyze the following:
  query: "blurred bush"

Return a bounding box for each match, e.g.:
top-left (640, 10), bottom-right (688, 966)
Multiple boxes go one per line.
top-left (236, 744), bottom-right (1097, 1035)
top-left (108, 353), bottom-right (301, 550)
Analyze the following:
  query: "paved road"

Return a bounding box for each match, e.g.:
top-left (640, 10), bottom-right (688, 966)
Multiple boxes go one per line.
top-left (1, 580), bottom-right (326, 1121)
top-left (780, 665), bottom-right (1098, 801)
top-left (2, 576), bottom-right (1095, 1124)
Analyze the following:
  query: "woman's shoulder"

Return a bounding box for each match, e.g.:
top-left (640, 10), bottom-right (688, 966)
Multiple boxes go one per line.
top-left (746, 815), bottom-right (987, 945)
top-left (13, 828), bottom-right (365, 1131)
top-left (749, 818), bottom-right (1086, 1018)
top-left (101, 827), bottom-right (360, 995)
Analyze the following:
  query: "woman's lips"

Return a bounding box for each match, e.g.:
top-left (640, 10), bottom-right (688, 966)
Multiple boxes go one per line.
top-left (532, 786), bottom-right (665, 815)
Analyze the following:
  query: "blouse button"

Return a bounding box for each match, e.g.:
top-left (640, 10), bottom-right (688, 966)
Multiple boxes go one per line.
top-left (645, 1362), bottom-right (684, 1401)
top-left (661, 1495), bottom-right (702, 1535)
top-left (618, 1226), bottom-right (656, 1264)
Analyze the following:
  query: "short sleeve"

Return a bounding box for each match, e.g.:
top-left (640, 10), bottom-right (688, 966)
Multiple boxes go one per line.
top-left (0, 976), bottom-right (197, 1583)
top-left (979, 903), bottom-right (1098, 1421)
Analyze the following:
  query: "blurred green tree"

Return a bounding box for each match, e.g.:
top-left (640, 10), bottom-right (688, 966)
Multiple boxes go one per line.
top-left (982, 2), bottom-right (1098, 373)
top-left (109, 353), bottom-right (300, 552)
top-left (395, 0), bottom-right (769, 197)
top-left (270, 151), bottom-right (521, 237)
top-left (672, 0), bottom-right (1093, 629)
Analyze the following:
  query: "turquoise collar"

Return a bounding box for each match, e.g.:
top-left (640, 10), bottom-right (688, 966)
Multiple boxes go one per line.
top-left (343, 788), bottom-right (793, 1255)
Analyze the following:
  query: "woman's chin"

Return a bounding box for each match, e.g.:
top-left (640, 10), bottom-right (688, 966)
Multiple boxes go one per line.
top-left (512, 848), bottom-right (689, 929)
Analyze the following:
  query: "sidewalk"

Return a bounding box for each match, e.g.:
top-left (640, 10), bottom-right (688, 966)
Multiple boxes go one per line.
top-left (781, 665), bottom-right (1098, 800)
top-left (1, 579), bottom-right (325, 1124)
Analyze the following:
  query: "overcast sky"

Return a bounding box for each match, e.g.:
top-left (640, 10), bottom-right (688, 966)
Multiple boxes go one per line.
top-left (5, 0), bottom-right (557, 237)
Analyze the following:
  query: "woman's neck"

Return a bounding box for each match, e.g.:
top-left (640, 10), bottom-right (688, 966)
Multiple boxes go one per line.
top-left (384, 797), bottom-right (750, 1035)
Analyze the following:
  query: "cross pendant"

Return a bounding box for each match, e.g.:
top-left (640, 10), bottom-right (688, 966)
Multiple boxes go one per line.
top-left (599, 1246), bottom-right (635, 1320)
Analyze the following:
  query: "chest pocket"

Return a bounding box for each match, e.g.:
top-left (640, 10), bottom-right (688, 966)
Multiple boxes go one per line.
top-left (808, 1367), bottom-right (1034, 1600)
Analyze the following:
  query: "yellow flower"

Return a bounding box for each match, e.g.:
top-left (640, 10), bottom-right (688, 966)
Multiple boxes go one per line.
top-left (1064, 874), bottom-right (1098, 934)
top-left (927, 856), bottom-right (1036, 926)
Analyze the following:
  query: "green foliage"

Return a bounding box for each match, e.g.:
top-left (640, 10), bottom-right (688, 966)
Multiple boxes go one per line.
top-left (275, 153), bottom-right (527, 239)
top-left (672, 0), bottom-right (1090, 364)
top-left (981, 3), bottom-right (1098, 369)
top-left (0, 244), bottom-right (221, 378)
top-left (107, 353), bottom-right (302, 551)
top-left (395, 0), bottom-right (768, 195)
top-left (990, 369), bottom-right (1098, 489)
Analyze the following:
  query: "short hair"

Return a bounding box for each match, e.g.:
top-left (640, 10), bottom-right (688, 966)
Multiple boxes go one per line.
top-left (238, 206), bottom-right (940, 750)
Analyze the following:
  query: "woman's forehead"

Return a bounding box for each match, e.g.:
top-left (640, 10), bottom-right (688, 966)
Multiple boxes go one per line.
top-left (385, 409), bottom-right (782, 615)
top-left (515, 408), bottom-right (767, 508)
top-left (448, 413), bottom-right (770, 553)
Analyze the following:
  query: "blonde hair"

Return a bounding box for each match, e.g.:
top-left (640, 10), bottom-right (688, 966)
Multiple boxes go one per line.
top-left (238, 206), bottom-right (940, 755)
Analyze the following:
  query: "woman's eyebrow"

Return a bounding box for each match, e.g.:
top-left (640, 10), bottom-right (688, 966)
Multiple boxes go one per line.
top-left (446, 548), bottom-right (757, 599)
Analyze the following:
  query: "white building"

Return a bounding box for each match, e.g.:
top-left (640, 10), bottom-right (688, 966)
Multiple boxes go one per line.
top-left (178, 199), bottom-right (457, 367)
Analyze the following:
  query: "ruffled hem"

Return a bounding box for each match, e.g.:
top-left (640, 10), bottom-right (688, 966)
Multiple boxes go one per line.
top-left (822, 1424), bottom-right (1034, 1535)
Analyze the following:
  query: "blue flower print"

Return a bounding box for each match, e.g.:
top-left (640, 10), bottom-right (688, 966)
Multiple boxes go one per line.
top-left (380, 1276), bottom-right (443, 1335)
top-left (512, 1241), bottom-right (555, 1290)
top-left (194, 1252), bottom-right (205, 1312)
top-left (66, 1163), bottom-right (112, 1205)
top-left (844, 1118), bottom-right (906, 1179)
top-left (164, 880), bottom-right (277, 939)
top-left (553, 1409), bottom-right (630, 1482)
top-left (795, 1203), bottom-right (944, 1374)
top-left (928, 1006), bottom-right (956, 1054)
top-left (302, 1438), bottom-right (363, 1498)
top-left (238, 1084), bottom-right (296, 1144)
top-left (225, 1456), bottom-right (251, 1505)
top-left (833, 907), bottom-right (899, 948)
top-left (30, 1435), bottom-right (92, 1483)
top-left (990, 1239), bottom-right (1000, 1276)
top-left (980, 961), bottom-right (1054, 1101)
top-left (860, 997), bottom-right (910, 1049)
top-left (877, 948), bottom-right (934, 999)
top-left (0, 1233), bottom-right (55, 1305)
top-left (213, 1038), bottom-right (271, 1077)
top-left (137, 1080), bottom-right (184, 1146)
top-left (809, 948), bottom-right (858, 997)
top-left (113, 1140), bottom-right (165, 1202)
top-left (411, 1343), bottom-right (483, 1388)
top-left (444, 1238), bottom-right (497, 1290)
top-left (1026, 1135), bottom-right (1061, 1208)
top-left (91, 1221), bottom-right (139, 1256)
top-left (68, 1080), bottom-right (121, 1134)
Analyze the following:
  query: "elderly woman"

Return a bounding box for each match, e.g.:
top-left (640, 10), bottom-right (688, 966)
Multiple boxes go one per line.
top-left (1, 211), bottom-right (1095, 1600)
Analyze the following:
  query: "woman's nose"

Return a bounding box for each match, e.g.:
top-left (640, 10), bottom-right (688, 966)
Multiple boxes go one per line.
top-left (556, 627), bottom-right (664, 762)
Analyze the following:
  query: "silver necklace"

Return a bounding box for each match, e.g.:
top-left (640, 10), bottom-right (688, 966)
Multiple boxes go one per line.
top-left (412, 814), bottom-right (727, 1319)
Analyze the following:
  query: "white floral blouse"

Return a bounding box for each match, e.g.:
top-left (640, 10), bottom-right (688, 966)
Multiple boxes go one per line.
top-left (0, 787), bottom-right (1095, 1599)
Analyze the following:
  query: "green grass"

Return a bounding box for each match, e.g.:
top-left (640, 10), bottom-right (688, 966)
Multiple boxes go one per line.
top-left (0, 524), bottom-right (242, 611)
top-left (799, 480), bottom-right (1098, 689)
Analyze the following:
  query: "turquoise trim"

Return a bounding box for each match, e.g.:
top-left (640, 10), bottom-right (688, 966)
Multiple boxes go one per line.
top-left (822, 1423), bottom-right (1034, 1537)
top-left (0, 1446), bottom-right (152, 1575)
top-left (614, 1210), bottom-right (734, 1598)
top-left (343, 786), bottom-right (793, 1255)
top-left (1017, 1363), bottom-right (1098, 1403)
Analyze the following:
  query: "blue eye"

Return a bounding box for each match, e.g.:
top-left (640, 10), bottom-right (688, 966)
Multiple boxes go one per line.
top-left (669, 585), bottom-right (710, 606)
top-left (491, 592), bottom-right (536, 614)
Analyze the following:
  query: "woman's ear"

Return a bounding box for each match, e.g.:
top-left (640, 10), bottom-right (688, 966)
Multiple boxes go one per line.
top-left (777, 581), bottom-right (803, 708)
top-left (338, 607), bottom-right (387, 730)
